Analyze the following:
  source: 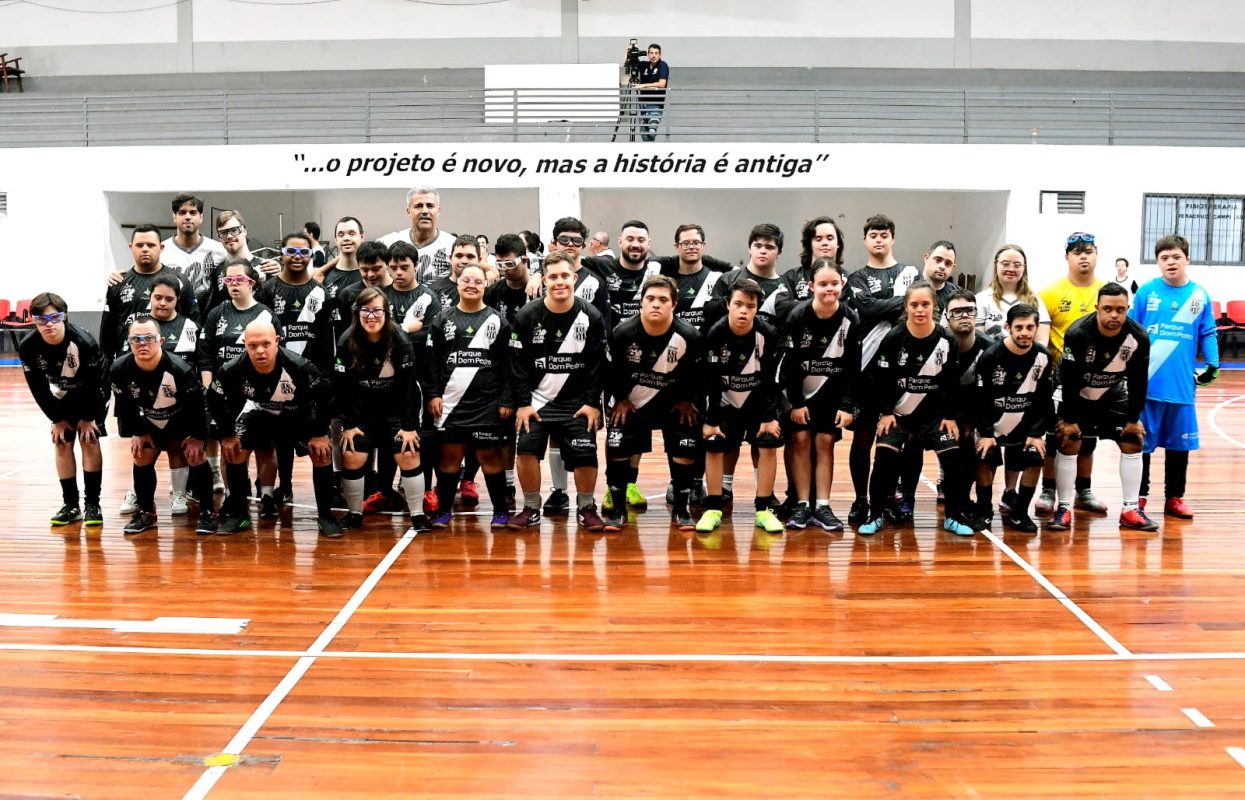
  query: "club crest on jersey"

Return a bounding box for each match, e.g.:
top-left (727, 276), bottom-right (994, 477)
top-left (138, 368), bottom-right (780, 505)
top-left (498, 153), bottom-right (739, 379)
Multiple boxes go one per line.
top-left (216, 317), bottom-right (229, 334)
top-left (607, 274), bottom-right (621, 290)
top-left (1190, 297), bottom-right (1203, 316)
top-left (572, 322), bottom-right (587, 342)
top-left (1084, 346), bottom-right (1095, 363)
top-left (161, 384), bottom-right (175, 398)
top-left (272, 296), bottom-right (286, 315)
top-left (1119, 345), bottom-right (1133, 361)
top-left (279, 379), bottom-right (295, 395)
top-left (241, 380), bottom-right (255, 398)
top-left (307, 295), bottom-right (321, 313)
top-left (531, 325), bottom-right (546, 344)
top-left (993, 366), bottom-right (1007, 386)
top-left (799, 331), bottom-right (813, 348)
top-left (443, 320), bottom-right (457, 341)
top-left (35, 356), bottom-right (48, 371)
top-left (128, 382), bottom-right (141, 398)
top-left (120, 285), bottom-right (136, 303)
top-left (898, 350), bottom-right (909, 367)
top-left (933, 349), bottom-right (944, 366)
top-left (1146, 294), bottom-right (1160, 312)
top-left (867, 277), bottom-right (882, 293)
top-left (666, 346), bottom-right (680, 364)
top-left (626, 343), bottom-right (642, 363)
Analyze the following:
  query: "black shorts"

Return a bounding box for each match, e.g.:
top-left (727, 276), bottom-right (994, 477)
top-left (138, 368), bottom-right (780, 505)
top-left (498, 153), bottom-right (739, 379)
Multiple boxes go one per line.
top-left (439, 424), bottom-right (506, 449)
top-left (56, 418), bottom-right (109, 441)
top-left (786, 399), bottom-right (846, 437)
top-left (877, 417), bottom-right (957, 453)
top-left (606, 410), bottom-right (699, 460)
top-left (236, 411), bottom-right (312, 456)
top-left (347, 417), bottom-right (412, 455)
top-left (1061, 404), bottom-right (1131, 443)
top-left (704, 407), bottom-right (783, 454)
top-left (516, 415), bottom-right (598, 468)
top-left (982, 437), bottom-right (1044, 469)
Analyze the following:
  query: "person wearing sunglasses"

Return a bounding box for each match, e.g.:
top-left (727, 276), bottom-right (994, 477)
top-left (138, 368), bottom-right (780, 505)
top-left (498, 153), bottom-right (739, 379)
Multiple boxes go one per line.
top-left (100, 224), bottom-right (199, 360)
top-left (19, 292), bottom-right (109, 527)
top-left (378, 187), bottom-right (459, 286)
top-left (110, 316), bottom-right (217, 536)
top-left (199, 210), bottom-right (279, 314)
top-left (1035, 231), bottom-right (1107, 518)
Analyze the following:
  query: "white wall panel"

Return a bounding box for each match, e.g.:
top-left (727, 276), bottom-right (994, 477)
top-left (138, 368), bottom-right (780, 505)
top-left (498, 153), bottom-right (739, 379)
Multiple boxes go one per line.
top-left (973, 0), bottom-right (1245, 43)
top-left (0, 1), bottom-right (177, 47)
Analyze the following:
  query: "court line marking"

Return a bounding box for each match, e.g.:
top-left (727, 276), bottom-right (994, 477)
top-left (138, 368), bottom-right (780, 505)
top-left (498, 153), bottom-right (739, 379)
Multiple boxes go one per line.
top-left (1228, 747), bottom-right (1245, 769)
top-left (0, 614), bottom-right (247, 635)
top-left (182, 527), bottom-right (419, 800)
top-left (0, 458), bottom-right (51, 479)
top-left (1182, 707), bottom-right (1215, 728)
top-left (1208, 393), bottom-right (1245, 450)
top-left (1145, 674), bottom-right (1173, 692)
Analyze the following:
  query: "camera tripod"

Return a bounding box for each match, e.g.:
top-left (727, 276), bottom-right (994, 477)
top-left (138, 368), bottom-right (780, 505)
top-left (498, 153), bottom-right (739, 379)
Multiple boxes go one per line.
top-left (610, 84), bottom-right (642, 143)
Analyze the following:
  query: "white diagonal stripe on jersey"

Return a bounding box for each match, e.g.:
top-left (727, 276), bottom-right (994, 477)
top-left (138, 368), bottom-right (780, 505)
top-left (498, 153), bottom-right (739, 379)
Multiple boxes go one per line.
top-left (1080, 332), bottom-right (1139, 402)
top-left (235, 309), bottom-right (273, 344)
top-left (628, 332), bottom-right (688, 409)
top-left (760, 285), bottom-right (789, 319)
top-left (995, 351), bottom-right (1049, 437)
top-left (285, 340), bottom-right (308, 355)
top-left (49, 340), bottom-right (81, 400)
top-left (722, 335), bottom-right (765, 410)
top-left (532, 311), bottom-right (590, 412)
top-left (894, 337), bottom-right (950, 417)
top-left (437, 313), bottom-right (500, 428)
top-left (860, 321), bottom-right (893, 370)
top-left (802, 318), bottom-right (850, 400)
top-left (298, 286), bottom-right (326, 323)
top-left (149, 370), bottom-right (178, 429)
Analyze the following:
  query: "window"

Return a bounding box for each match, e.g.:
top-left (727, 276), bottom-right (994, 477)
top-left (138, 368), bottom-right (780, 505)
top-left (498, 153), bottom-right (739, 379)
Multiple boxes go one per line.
top-left (1142, 194), bottom-right (1244, 265)
top-left (1040, 190), bottom-right (1085, 215)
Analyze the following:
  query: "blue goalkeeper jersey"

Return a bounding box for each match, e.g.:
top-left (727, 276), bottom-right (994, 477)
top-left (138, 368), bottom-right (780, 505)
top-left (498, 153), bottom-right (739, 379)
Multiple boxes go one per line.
top-left (1129, 278), bottom-right (1218, 405)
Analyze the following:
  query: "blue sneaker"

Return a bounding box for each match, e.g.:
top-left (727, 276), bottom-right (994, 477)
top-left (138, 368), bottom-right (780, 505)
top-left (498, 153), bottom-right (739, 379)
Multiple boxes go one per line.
top-left (858, 516), bottom-right (884, 535)
top-left (943, 517), bottom-right (976, 537)
top-left (429, 509), bottom-right (452, 528)
top-left (490, 511), bottom-right (510, 528)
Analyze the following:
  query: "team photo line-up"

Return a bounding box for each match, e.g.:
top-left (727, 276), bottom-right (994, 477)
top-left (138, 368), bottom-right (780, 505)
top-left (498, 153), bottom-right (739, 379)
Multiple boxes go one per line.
top-left (19, 187), bottom-right (1220, 540)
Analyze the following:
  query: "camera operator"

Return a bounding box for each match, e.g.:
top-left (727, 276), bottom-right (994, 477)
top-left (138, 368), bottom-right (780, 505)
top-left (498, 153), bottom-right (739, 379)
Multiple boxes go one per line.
top-left (624, 41), bottom-right (669, 142)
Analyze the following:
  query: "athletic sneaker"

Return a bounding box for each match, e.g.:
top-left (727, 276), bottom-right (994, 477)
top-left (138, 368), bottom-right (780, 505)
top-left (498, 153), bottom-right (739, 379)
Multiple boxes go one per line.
top-left (857, 516), bottom-right (884, 535)
top-left (721, 488), bottom-right (734, 507)
top-left (212, 469), bottom-right (226, 494)
top-left (897, 496), bottom-right (915, 523)
top-left (1006, 512), bottom-right (1038, 533)
top-left (943, 517), bottom-right (975, 536)
top-left (1119, 508), bottom-right (1159, 532)
top-left (363, 491), bottom-right (402, 514)
top-left (422, 490), bottom-right (440, 515)
top-left (1139, 496), bottom-right (1147, 511)
top-left (578, 503), bottom-right (606, 532)
top-left (625, 483), bottom-right (647, 510)
top-left (259, 494), bottom-right (279, 520)
top-left (123, 510), bottom-right (158, 535)
top-left (786, 504), bottom-right (812, 530)
top-left (774, 495), bottom-right (797, 520)
top-left (1074, 489), bottom-right (1108, 514)
top-left (508, 506), bottom-right (541, 529)
top-left (273, 484), bottom-right (294, 505)
top-left (1047, 506), bottom-right (1072, 531)
top-left (999, 489), bottom-right (1019, 515)
top-left (170, 491), bottom-right (190, 516)
top-left (1164, 497), bottom-right (1194, 519)
top-left (664, 482), bottom-right (675, 505)
top-left (695, 509), bottom-right (722, 533)
top-left (811, 506), bottom-right (843, 532)
top-left (689, 479), bottom-right (706, 506)
top-left (847, 499), bottom-right (870, 525)
top-left (602, 488), bottom-right (616, 513)
top-left (317, 515), bottom-right (344, 538)
top-left (490, 511), bottom-right (510, 529)
top-left (882, 501), bottom-right (904, 523)
top-left (936, 482), bottom-right (945, 505)
top-left (217, 515), bottom-right (251, 536)
top-left (459, 479), bottom-right (480, 509)
top-left (429, 509), bottom-right (452, 528)
top-left (1034, 488), bottom-right (1056, 515)
top-left (119, 489), bottom-right (138, 515)
top-left (83, 503), bottom-right (103, 527)
top-left (672, 507), bottom-right (695, 531)
top-left (340, 511), bottom-right (364, 530)
top-left (543, 488), bottom-right (570, 516)
top-left (50, 504), bottom-right (82, 526)
top-left (194, 509), bottom-right (219, 535)
top-left (410, 513), bottom-right (433, 533)
top-left (602, 507), bottom-right (625, 532)
top-left (755, 509), bottom-right (783, 534)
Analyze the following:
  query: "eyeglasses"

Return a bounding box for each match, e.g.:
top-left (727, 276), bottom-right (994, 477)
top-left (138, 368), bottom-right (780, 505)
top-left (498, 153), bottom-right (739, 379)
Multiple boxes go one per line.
top-left (34, 312), bottom-right (66, 326)
top-left (677, 240), bottom-right (705, 248)
top-left (495, 258), bottom-right (522, 270)
top-left (128, 333), bottom-right (159, 345)
top-left (217, 225), bottom-right (244, 239)
top-left (946, 307), bottom-right (977, 319)
top-left (283, 246), bottom-right (312, 258)
top-left (358, 307), bottom-right (387, 319)
top-left (556, 235), bottom-right (585, 247)
top-left (1066, 232), bottom-right (1096, 246)
top-left (996, 260), bottom-right (1025, 269)
top-left (458, 277), bottom-right (487, 287)
top-left (222, 275), bottom-right (254, 286)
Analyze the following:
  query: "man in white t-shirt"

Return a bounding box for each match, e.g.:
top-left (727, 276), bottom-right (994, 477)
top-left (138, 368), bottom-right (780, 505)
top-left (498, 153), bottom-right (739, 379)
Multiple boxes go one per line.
top-left (377, 187), bottom-right (457, 285)
top-left (161, 193), bottom-right (227, 301)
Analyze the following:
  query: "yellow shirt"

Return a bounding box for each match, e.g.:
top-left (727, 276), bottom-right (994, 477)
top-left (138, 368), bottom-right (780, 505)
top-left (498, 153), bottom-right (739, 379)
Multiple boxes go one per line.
top-left (1040, 277), bottom-right (1104, 359)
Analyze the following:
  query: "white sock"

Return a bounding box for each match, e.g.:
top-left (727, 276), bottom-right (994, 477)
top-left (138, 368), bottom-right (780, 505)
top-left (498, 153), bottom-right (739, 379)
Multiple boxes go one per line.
top-left (207, 455), bottom-right (221, 474)
top-left (401, 472), bottom-right (423, 515)
top-left (723, 474), bottom-right (735, 491)
top-left (816, 498), bottom-right (829, 508)
top-left (259, 484), bottom-right (274, 498)
top-left (505, 469), bottom-right (515, 488)
top-left (1120, 452), bottom-right (1142, 510)
top-left (342, 476), bottom-right (365, 513)
top-left (170, 467), bottom-right (188, 495)
top-left (549, 452), bottom-right (568, 492)
top-left (1055, 452), bottom-right (1077, 508)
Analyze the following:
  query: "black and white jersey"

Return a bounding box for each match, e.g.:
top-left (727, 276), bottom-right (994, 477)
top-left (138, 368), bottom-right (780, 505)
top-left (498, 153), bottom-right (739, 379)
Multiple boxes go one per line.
top-left (199, 253), bottom-right (268, 314)
top-left (845, 263), bottom-right (922, 367)
top-left (161, 235), bottom-right (227, 299)
top-left (156, 314), bottom-right (200, 362)
top-left (109, 350), bottom-right (208, 438)
top-left (707, 267), bottom-right (792, 329)
top-left (871, 324), bottom-right (959, 424)
top-left (975, 341), bottom-right (1054, 441)
top-left (701, 317), bottom-right (782, 426)
top-left (508, 297), bottom-right (607, 422)
top-left (1058, 314), bottom-right (1150, 425)
top-left (196, 302), bottom-right (281, 375)
top-left (584, 255), bottom-right (662, 327)
top-left (426, 305), bottom-right (513, 430)
top-left (483, 280), bottom-right (531, 327)
top-left (100, 267), bottom-right (199, 358)
top-left (320, 266), bottom-right (364, 339)
top-left (19, 323), bottom-right (109, 425)
top-left (607, 316), bottom-right (701, 420)
top-left (660, 265), bottom-right (724, 331)
top-left (427, 276), bottom-right (460, 314)
top-left (781, 266), bottom-right (816, 303)
top-left (950, 331), bottom-right (995, 417)
top-left (569, 266), bottom-right (612, 322)
top-left (384, 284), bottom-right (441, 349)
top-left (331, 331), bottom-right (421, 431)
top-left (378, 228), bottom-right (458, 285)
top-left (780, 300), bottom-right (860, 414)
top-left (208, 347), bottom-right (332, 439)
top-left (255, 276), bottom-right (334, 372)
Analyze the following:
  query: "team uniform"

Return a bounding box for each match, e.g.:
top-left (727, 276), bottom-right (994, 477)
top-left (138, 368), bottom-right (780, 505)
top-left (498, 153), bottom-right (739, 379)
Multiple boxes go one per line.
top-left (665, 267), bottom-right (724, 331)
top-left (1040, 278), bottom-right (1104, 361)
top-left (781, 300), bottom-right (861, 435)
top-left (975, 289), bottom-right (1051, 340)
top-left (100, 268), bottom-right (199, 358)
top-left (331, 331), bottom-right (422, 454)
top-left (378, 228), bottom-right (457, 285)
top-left (255, 277), bottom-right (335, 371)
top-left (708, 267), bottom-right (792, 328)
top-left (607, 317), bottom-right (703, 460)
top-left (385, 283), bottom-right (442, 346)
top-left (196, 303), bottom-right (282, 377)
top-left (161, 235), bottom-right (227, 302)
top-left (585, 255), bottom-right (662, 327)
top-left (157, 315), bottom-right (200, 363)
top-left (426, 306), bottom-right (513, 447)
top-left (1058, 314), bottom-right (1150, 441)
top-left (845, 263), bottom-right (922, 368)
top-left (483, 280), bottom-right (531, 327)
top-left (199, 254), bottom-right (268, 314)
top-left (19, 323), bottom-right (109, 439)
top-left (320, 267), bottom-right (365, 340)
top-left (509, 298), bottom-right (608, 468)
top-left (975, 340), bottom-right (1053, 458)
top-left (700, 317), bottom-right (783, 451)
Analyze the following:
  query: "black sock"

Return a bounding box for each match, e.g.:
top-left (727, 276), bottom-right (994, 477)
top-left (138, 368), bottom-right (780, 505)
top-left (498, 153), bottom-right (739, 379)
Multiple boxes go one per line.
top-left (312, 464), bottom-right (335, 516)
top-left (670, 461), bottom-right (694, 511)
top-left (1075, 476), bottom-right (1091, 493)
top-left (1042, 477), bottom-right (1056, 492)
top-left (83, 470), bottom-right (101, 505)
top-left (483, 471), bottom-right (507, 511)
top-left (133, 462), bottom-right (157, 512)
top-left (936, 449), bottom-right (967, 518)
top-left (462, 451), bottom-right (480, 483)
top-left (704, 494), bottom-right (724, 511)
top-left (977, 483), bottom-right (994, 516)
top-left (225, 461), bottom-right (251, 516)
top-left (754, 494), bottom-right (775, 512)
top-left (435, 469), bottom-right (458, 512)
top-left (59, 477), bottom-right (79, 506)
top-left (1140, 452), bottom-right (1152, 497)
top-left (1016, 484), bottom-right (1037, 516)
top-left (376, 449), bottom-right (398, 496)
top-left (850, 432), bottom-right (873, 501)
top-left (1165, 450), bottom-right (1189, 498)
top-left (868, 447), bottom-right (900, 514)
top-left (189, 462), bottom-right (214, 512)
top-left (900, 445), bottom-right (923, 499)
top-left (277, 443), bottom-right (294, 489)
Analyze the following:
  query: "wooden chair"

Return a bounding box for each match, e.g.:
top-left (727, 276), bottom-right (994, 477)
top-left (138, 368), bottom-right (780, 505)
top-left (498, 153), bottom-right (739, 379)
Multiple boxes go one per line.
top-left (0, 53), bottom-right (25, 93)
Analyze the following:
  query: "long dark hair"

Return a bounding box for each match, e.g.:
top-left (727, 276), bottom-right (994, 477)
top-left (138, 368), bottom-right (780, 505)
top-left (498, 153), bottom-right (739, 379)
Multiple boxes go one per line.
top-left (800, 216), bottom-right (845, 269)
top-left (346, 287), bottom-right (400, 371)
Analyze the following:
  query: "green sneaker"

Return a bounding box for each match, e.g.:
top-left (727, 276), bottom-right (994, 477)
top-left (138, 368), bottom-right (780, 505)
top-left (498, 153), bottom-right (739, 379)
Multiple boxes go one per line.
top-left (695, 508), bottom-right (722, 533)
top-left (602, 487), bottom-right (615, 512)
top-left (755, 508), bottom-right (784, 534)
top-left (626, 483), bottom-right (648, 510)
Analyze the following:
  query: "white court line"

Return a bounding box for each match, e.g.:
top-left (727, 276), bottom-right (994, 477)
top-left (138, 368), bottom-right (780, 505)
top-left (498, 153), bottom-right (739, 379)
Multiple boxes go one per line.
top-left (0, 613), bottom-right (247, 635)
top-left (1227, 747), bottom-right (1245, 769)
top-left (0, 458), bottom-right (50, 479)
top-left (1208, 393), bottom-right (1245, 450)
top-left (1145, 674), bottom-right (1173, 692)
top-left (182, 527), bottom-right (419, 800)
top-left (1182, 707), bottom-right (1216, 728)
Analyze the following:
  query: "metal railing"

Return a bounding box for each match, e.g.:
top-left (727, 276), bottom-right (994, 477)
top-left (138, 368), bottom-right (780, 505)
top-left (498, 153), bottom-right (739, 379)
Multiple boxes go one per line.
top-left (1, 86), bottom-right (1243, 147)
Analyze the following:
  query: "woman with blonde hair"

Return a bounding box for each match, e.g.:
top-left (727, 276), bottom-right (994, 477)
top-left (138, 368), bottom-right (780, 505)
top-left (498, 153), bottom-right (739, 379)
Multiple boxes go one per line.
top-left (975, 244), bottom-right (1050, 344)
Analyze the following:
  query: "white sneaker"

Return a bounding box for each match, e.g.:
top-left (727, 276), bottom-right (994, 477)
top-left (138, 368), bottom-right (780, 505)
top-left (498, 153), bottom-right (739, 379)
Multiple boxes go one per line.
top-left (170, 491), bottom-right (190, 516)
top-left (212, 469), bottom-right (225, 493)
top-left (119, 489), bottom-right (138, 515)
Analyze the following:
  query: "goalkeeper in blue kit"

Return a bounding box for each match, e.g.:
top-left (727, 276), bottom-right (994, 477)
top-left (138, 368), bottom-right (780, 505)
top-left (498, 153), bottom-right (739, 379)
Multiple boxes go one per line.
top-left (1128, 234), bottom-right (1219, 519)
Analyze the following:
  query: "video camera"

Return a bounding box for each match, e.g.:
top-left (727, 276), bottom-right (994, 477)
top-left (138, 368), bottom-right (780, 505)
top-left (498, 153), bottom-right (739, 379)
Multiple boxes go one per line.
top-left (624, 38), bottom-right (643, 84)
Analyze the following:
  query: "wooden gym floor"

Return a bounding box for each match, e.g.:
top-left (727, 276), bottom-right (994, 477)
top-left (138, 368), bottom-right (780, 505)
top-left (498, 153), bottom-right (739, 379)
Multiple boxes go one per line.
top-left (2, 368), bottom-right (1245, 798)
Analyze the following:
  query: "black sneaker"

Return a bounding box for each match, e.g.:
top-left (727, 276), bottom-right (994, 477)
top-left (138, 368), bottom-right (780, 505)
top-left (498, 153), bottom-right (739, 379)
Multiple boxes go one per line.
top-left (786, 504), bottom-right (813, 530)
top-left (217, 515), bottom-right (251, 536)
top-left (542, 488), bottom-right (570, 516)
top-left (897, 496), bottom-right (915, 523)
top-left (672, 507), bottom-right (695, 531)
top-left (721, 488), bottom-right (734, 507)
top-left (259, 494), bottom-right (279, 520)
top-left (665, 482), bottom-right (675, 505)
top-left (811, 505), bottom-right (844, 532)
top-left (273, 484), bottom-right (294, 505)
top-left (882, 501), bottom-right (904, 523)
top-left (602, 507), bottom-right (626, 532)
top-left (341, 511), bottom-right (364, 530)
top-left (123, 510), bottom-right (158, 535)
top-left (194, 509), bottom-right (219, 535)
top-left (999, 489), bottom-right (1019, 515)
top-left (936, 482), bottom-right (945, 505)
top-left (83, 503), bottom-right (103, 527)
top-left (410, 513), bottom-right (433, 533)
top-left (847, 499), bottom-right (870, 525)
top-left (689, 479), bottom-right (707, 506)
top-left (775, 495), bottom-right (798, 520)
top-left (317, 515), bottom-right (344, 538)
top-left (1006, 512), bottom-right (1038, 533)
top-left (50, 504), bottom-right (82, 526)
top-left (506, 484), bottom-right (517, 509)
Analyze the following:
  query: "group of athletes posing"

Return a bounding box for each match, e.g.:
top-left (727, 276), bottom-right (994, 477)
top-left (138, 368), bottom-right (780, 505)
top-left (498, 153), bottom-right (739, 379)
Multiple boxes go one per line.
top-left (20, 194), bottom-right (1220, 540)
